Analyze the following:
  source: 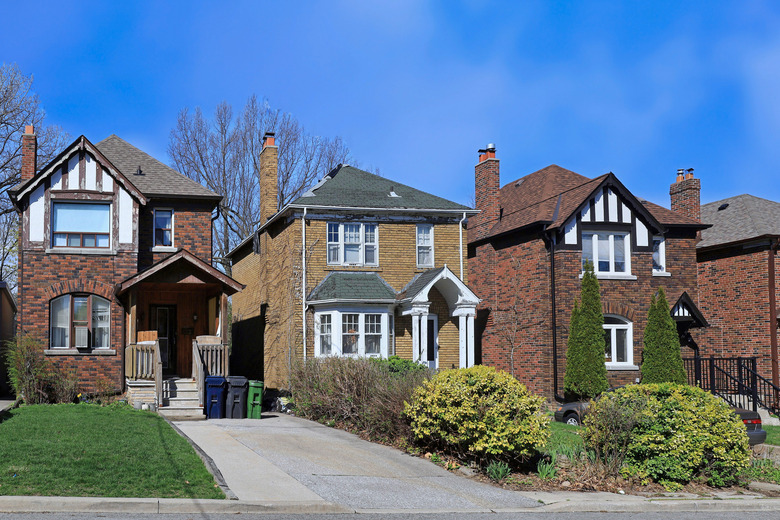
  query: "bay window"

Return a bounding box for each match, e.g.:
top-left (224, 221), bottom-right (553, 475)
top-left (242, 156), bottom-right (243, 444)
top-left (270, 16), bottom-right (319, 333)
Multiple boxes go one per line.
top-left (50, 294), bottom-right (111, 349)
top-left (315, 310), bottom-right (388, 357)
top-left (582, 231), bottom-right (631, 276)
top-left (327, 222), bottom-right (378, 266)
top-left (52, 202), bottom-right (110, 248)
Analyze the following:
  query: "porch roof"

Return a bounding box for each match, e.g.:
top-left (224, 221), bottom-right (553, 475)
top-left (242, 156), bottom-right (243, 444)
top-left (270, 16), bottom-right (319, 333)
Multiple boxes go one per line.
top-left (307, 271), bottom-right (397, 304)
top-left (116, 249), bottom-right (244, 296)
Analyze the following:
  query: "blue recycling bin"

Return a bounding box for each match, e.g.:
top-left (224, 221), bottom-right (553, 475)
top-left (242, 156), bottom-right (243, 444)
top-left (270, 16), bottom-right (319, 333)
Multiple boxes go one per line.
top-left (205, 376), bottom-right (227, 419)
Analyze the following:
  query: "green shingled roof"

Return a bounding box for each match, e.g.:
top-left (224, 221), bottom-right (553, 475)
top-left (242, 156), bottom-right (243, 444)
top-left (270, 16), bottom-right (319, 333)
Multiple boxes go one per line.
top-left (292, 165), bottom-right (473, 211)
top-left (307, 272), bottom-right (397, 302)
top-left (397, 267), bottom-right (445, 300)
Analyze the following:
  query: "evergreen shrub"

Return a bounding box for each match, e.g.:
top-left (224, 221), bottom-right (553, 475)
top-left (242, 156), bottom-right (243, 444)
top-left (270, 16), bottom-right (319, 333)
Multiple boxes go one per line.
top-left (641, 287), bottom-right (686, 384)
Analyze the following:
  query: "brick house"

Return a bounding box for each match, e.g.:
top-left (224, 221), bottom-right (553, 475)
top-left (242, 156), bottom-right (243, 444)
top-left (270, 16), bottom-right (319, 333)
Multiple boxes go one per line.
top-left (228, 133), bottom-right (479, 391)
top-left (695, 193), bottom-right (780, 390)
top-left (0, 280), bottom-right (17, 396)
top-left (468, 145), bottom-right (707, 398)
top-left (8, 126), bottom-right (242, 408)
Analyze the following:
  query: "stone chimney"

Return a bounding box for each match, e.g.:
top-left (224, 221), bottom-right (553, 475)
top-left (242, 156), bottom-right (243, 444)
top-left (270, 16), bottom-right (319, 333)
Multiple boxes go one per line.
top-left (259, 132), bottom-right (278, 223)
top-left (21, 125), bottom-right (37, 183)
top-left (473, 143), bottom-right (499, 240)
top-left (670, 168), bottom-right (701, 222)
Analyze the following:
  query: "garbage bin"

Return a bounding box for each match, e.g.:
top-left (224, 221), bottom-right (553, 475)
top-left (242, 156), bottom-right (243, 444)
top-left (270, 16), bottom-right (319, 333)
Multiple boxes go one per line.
top-left (226, 376), bottom-right (248, 419)
top-left (205, 376), bottom-right (227, 419)
top-left (247, 380), bottom-right (264, 419)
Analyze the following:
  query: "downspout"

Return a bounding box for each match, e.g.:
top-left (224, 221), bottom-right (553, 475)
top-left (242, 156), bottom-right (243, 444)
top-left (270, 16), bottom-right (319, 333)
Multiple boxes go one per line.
top-left (769, 238), bottom-right (780, 390)
top-left (302, 208), bottom-right (308, 361)
top-left (459, 212), bottom-right (466, 280)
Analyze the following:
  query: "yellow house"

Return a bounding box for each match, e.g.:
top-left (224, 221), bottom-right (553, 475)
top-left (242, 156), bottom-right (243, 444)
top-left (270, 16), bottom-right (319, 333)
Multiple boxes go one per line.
top-left (228, 133), bottom-right (480, 391)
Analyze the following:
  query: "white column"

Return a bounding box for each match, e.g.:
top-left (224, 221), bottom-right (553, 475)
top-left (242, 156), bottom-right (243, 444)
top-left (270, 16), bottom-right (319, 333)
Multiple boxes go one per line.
top-left (458, 315), bottom-right (467, 368)
top-left (467, 314), bottom-right (475, 368)
top-left (420, 313), bottom-right (428, 366)
top-left (412, 315), bottom-right (420, 363)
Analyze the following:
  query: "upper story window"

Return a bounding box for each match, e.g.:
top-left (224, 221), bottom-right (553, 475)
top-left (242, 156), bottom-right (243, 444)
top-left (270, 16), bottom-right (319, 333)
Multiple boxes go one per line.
top-left (603, 315), bottom-right (633, 368)
top-left (582, 231), bottom-right (631, 277)
top-left (154, 209), bottom-right (174, 247)
top-left (416, 224), bottom-right (434, 267)
top-left (652, 236), bottom-right (668, 275)
top-left (52, 202), bottom-right (110, 248)
top-left (50, 294), bottom-right (110, 349)
top-left (327, 222), bottom-right (378, 266)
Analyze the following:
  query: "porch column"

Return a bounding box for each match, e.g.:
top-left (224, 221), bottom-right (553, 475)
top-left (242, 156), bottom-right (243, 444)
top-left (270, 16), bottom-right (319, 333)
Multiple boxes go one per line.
top-left (467, 314), bottom-right (475, 368)
top-left (420, 313), bottom-right (428, 365)
top-left (412, 315), bottom-right (421, 363)
top-left (220, 293), bottom-right (228, 344)
top-left (458, 315), bottom-right (467, 368)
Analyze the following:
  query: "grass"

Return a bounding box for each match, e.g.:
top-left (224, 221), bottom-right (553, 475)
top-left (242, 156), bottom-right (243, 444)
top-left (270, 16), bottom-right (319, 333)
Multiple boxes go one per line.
top-left (545, 420), bottom-right (584, 453)
top-left (764, 424), bottom-right (780, 446)
top-left (0, 403), bottom-right (224, 498)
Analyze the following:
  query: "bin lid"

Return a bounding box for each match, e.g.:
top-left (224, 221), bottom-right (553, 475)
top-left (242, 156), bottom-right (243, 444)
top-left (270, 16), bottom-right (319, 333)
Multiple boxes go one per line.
top-left (227, 376), bottom-right (248, 386)
top-left (249, 380), bottom-right (264, 387)
top-left (205, 376), bottom-right (226, 386)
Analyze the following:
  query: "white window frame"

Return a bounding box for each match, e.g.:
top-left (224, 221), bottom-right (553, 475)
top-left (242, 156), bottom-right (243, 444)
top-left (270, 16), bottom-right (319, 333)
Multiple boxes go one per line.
top-left (51, 201), bottom-right (111, 250)
top-left (326, 222), bottom-right (378, 266)
top-left (49, 294), bottom-right (111, 350)
top-left (152, 208), bottom-right (176, 252)
top-left (603, 314), bottom-right (635, 369)
top-left (582, 230), bottom-right (634, 279)
top-left (416, 224), bottom-right (434, 268)
top-left (314, 308), bottom-right (389, 358)
top-left (652, 235), bottom-right (670, 276)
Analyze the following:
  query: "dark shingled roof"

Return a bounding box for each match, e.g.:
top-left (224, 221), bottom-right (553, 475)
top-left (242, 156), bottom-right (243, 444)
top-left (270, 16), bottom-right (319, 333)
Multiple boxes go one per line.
top-left (307, 272), bottom-right (397, 302)
top-left (292, 165), bottom-right (472, 211)
top-left (96, 135), bottom-right (220, 200)
top-left (699, 194), bottom-right (780, 249)
top-left (397, 267), bottom-right (445, 300)
top-left (469, 164), bottom-right (702, 243)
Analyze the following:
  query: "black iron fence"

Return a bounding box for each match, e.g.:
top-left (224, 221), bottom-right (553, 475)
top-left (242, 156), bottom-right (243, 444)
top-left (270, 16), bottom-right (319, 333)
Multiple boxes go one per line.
top-left (683, 356), bottom-right (780, 414)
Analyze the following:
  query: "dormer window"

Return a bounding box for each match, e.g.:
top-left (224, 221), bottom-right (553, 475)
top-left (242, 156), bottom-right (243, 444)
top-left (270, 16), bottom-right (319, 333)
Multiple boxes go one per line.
top-left (582, 231), bottom-right (632, 278)
top-left (52, 202), bottom-right (110, 249)
top-left (327, 222), bottom-right (378, 266)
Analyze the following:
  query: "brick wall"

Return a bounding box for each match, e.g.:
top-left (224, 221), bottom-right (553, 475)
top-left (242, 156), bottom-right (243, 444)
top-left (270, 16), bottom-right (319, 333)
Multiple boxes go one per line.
top-left (138, 200), bottom-right (213, 268)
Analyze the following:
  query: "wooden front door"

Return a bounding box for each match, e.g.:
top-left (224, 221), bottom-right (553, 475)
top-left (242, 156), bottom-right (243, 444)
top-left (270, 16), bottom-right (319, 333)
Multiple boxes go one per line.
top-left (151, 305), bottom-right (176, 375)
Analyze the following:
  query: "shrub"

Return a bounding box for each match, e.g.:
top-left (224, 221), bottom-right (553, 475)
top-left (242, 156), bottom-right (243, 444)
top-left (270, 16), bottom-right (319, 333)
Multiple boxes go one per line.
top-left (404, 365), bottom-right (549, 464)
top-left (583, 384), bottom-right (750, 489)
top-left (564, 261), bottom-right (609, 400)
top-left (641, 287), bottom-right (686, 384)
top-left (289, 356), bottom-right (429, 441)
top-left (5, 335), bottom-right (80, 404)
top-left (370, 355), bottom-right (428, 375)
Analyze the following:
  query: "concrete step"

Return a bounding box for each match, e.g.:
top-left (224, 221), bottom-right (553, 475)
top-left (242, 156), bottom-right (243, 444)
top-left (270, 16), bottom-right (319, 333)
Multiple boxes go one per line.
top-left (166, 397), bottom-right (200, 408)
top-left (158, 406), bottom-right (205, 421)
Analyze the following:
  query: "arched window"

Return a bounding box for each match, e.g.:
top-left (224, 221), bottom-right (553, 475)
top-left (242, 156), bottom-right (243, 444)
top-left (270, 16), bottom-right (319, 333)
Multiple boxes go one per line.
top-left (603, 314), bottom-right (633, 368)
top-left (50, 294), bottom-right (110, 349)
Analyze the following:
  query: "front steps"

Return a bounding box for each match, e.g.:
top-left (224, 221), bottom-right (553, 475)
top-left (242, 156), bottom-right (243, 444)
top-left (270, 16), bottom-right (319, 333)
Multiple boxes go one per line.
top-left (158, 378), bottom-right (205, 421)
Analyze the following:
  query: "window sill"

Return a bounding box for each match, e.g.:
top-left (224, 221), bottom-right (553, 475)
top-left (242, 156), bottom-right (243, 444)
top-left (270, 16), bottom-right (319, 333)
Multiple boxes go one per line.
top-left (45, 349), bottom-right (116, 356)
top-left (324, 265), bottom-right (381, 271)
top-left (45, 248), bottom-right (117, 256)
top-left (606, 363), bottom-right (639, 371)
top-left (652, 271), bottom-right (671, 277)
top-left (580, 272), bottom-right (637, 281)
top-left (152, 246), bottom-right (177, 253)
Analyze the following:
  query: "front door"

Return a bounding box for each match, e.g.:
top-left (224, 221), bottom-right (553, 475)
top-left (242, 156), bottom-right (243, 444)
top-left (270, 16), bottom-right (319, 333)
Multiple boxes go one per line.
top-left (152, 305), bottom-right (177, 374)
top-left (426, 315), bottom-right (438, 369)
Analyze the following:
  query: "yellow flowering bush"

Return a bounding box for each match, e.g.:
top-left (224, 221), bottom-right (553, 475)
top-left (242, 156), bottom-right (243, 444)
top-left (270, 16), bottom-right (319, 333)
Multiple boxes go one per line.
top-left (584, 383), bottom-right (750, 489)
top-left (403, 366), bottom-right (550, 463)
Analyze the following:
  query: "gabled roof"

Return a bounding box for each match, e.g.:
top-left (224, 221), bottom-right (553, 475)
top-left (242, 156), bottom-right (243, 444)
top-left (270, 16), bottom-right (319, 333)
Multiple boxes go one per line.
top-left (699, 194), bottom-right (780, 250)
top-left (671, 291), bottom-right (708, 328)
top-left (397, 266), bottom-right (446, 301)
top-left (307, 272), bottom-right (397, 303)
top-left (292, 164), bottom-right (474, 212)
top-left (116, 249), bottom-right (244, 296)
top-left (471, 164), bottom-right (704, 243)
top-left (96, 135), bottom-right (220, 200)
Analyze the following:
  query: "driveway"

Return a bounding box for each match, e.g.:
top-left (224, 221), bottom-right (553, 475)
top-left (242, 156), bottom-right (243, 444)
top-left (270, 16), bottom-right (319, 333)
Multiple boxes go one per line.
top-left (174, 414), bottom-right (542, 513)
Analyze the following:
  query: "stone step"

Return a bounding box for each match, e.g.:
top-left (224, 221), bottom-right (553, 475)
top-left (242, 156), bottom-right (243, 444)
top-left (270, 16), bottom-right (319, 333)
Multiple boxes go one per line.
top-left (158, 406), bottom-right (205, 421)
top-left (166, 397), bottom-right (200, 408)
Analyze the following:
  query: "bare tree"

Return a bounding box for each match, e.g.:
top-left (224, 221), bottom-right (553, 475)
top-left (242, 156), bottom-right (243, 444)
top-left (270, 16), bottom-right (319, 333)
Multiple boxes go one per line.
top-left (168, 95), bottom-right (350, 275)
top-left (0, 64), bottom-right (70, 291)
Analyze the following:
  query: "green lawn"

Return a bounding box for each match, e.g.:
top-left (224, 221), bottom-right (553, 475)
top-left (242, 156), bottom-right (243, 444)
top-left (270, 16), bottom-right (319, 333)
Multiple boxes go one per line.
top-left (544, 420), bottom-right (583, 453)
top-left (765, 424), bottom-right (780, 446)
top-left (0, 404), bottom-right (224, 498)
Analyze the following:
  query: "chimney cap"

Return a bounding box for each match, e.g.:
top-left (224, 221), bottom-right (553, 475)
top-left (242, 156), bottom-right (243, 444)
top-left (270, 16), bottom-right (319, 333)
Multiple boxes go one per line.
top-left (263, 131), bottom-right (275, 138)
top-left (24, 125), bottom-right (35, 134)
top-left (486, 143), bottom-right (496, 152)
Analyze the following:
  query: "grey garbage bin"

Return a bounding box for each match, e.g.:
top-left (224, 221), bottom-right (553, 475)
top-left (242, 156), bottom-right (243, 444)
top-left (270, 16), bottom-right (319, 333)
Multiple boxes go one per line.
top-left (225, 376), bottom-right (248, 418)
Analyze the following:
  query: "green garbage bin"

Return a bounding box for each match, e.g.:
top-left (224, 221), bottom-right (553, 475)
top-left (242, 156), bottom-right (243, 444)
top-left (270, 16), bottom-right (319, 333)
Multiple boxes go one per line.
top-left (248, 380), bottom-right (263, 419)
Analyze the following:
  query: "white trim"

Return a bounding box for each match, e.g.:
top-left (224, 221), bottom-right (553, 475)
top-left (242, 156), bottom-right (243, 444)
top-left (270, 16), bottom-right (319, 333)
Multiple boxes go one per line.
top-left (313, 306), bottom-right (391, 358)
top-left (416, 223), bottom-right (434, 268)
top-left (652, 235), bottom-right (667, 275)
top-left (603, 314), bottom-right (633, 368)
top-left (326, 221), bottom-right (378, 267)
top-left (582, 230), bottom-right (631, 277)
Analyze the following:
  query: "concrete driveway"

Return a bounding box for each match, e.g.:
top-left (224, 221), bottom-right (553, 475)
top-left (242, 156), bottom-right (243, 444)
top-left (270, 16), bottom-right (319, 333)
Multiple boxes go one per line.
top-left (174, 413), bottom-right (542, 513)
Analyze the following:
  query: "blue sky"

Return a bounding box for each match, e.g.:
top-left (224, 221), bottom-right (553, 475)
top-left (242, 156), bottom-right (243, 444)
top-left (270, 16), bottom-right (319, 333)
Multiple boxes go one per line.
top-left (3, 1), bottom-right (780, 208)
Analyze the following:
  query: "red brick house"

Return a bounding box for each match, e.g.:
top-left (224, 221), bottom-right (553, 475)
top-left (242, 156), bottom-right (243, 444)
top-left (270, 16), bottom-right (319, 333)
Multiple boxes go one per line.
top-left (695, 193), bottom-right (780, 392)
top-left (468, 145), bottom-right (707, 399)
top-left (8, 126), bottom-right (242, 412)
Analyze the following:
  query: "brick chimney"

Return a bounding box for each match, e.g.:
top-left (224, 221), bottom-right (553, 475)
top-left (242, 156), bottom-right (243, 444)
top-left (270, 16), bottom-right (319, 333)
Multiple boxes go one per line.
top-left (21, 125), bottom-right (37, 183)
top-left (259, 132), bottom-right (278, 224)
top-left (670, 168), bottom-right (701, 222)
top-left (473, 143), bottom-right (499, 240)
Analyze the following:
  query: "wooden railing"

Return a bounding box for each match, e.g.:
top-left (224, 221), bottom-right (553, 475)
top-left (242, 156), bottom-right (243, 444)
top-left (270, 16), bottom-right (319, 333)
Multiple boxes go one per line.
top-left (192, 340), bottom-right (205, 407)
top-left (191, 336), bottom-right (229, 408)
top-left (154, 341), bottom-right (163, 409)
top-left (125, 342), bottom-right (158, 379)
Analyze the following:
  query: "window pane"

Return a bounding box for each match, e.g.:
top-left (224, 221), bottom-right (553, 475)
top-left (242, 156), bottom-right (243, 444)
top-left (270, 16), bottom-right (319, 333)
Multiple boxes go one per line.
top-left (92, 297), bottom-right (110, 349)
top-left (652, 237), bottom-right (664, 271)
top-left (344, 224), bottom-right (361, 243)
top-left (327, 244), bottom-right (340, 264)
top-left (50, 295), bottom-right (70, 348)
top-left (364, 224), bottom-right (376, 244)
top-left (418, 246), bottom-right (432, 266)
top-left (155, 210), bottom-right (172, 230)
top-left (364, 245), bottom-right (376, 265)
top-left (73, 296), bottom-right (88, 323)
top-left (319, 315), bottom-right (332, 355)
top-left (83, 234), bottom-right (96, 248)
top-left (604, 329), bottom-right (612, 361)
top-left (417, 225), bottom-right (432, 245)
top-left (597, 233), bottom-right (610, 272)
top-left (96, 234), bottom-right (109, 248)
top-left (582, 233), bottom-right (593, 269)
top-left (327, 223), bottom-right (340, 243)
top-left (344, 244), bottom-right (360, 264)
top-left (67, 234), bottom-right (81, 247)
top-left (53, 203), bottom-right (109, 233)
top-left (616, 329), bottom-right (627, 363)
top-left (342, 314), bottom-right (359, 354)
top-left (53, 233), bottom-right (67, 247)
top-left (156, 229), bottom-right (172, 246)
top-left (613, 234), bottom-right (626, 272)
top-left (365, 335), bottom-right (380, 354)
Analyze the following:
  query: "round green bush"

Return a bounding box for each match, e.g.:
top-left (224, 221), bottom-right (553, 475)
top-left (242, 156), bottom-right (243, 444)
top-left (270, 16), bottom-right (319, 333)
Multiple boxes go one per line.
top-left (403, 365), bottom-right (550, 462)
top-left (583, 383), bottom-right (751, 489)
